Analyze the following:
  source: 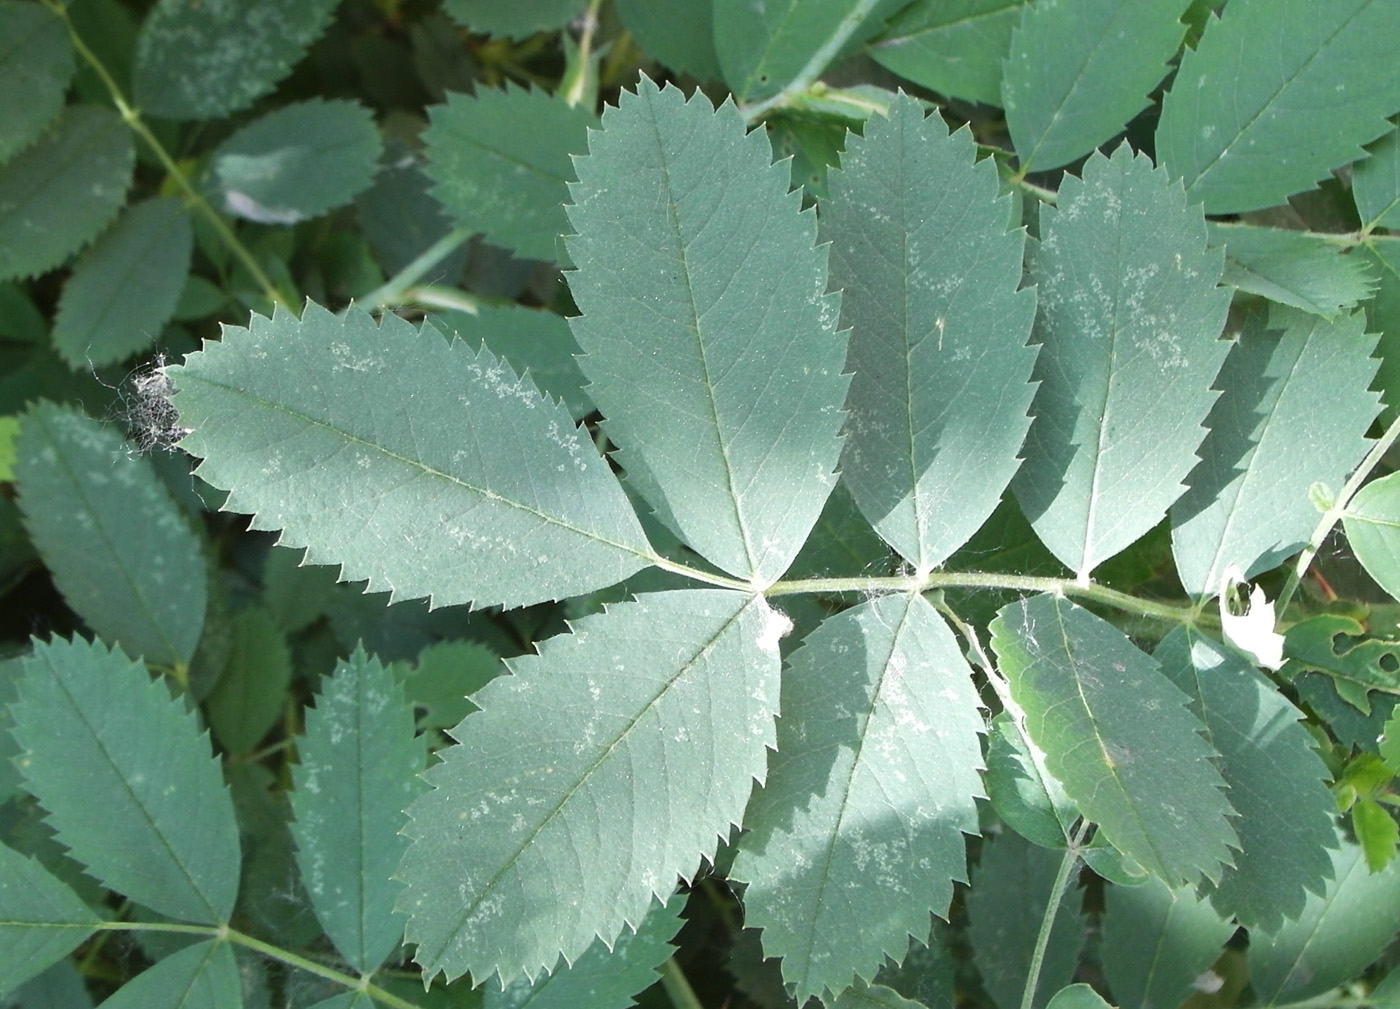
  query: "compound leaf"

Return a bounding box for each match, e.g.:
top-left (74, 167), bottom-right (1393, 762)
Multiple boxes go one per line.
top-left (1003, 0), bottom-right (1191, 173)
top-left (567, 78), bottom-right (848, 584)
top-left (98, 940), bottom-right (240, 1009)
top-left (9, 636), bottom-right (241, 924)
top-left (0, 842), bottom-right (100, 994)
top-left (0, 105), bottom-right (133, 283)
top-left (989, 594), bottom-right (1237, 887)
top-left (867, 0), bottom-right (1027, 106)
top-left (441, 0), bottom-right (584, 39)
top-left (481, 894), bottom-right (685, 1009)
top-left (0, 1), bottom-right (74, 163)
top-left (169, 302), bottom-right (652, 610)
top-left (824, 93), bottom-right (1036, 571)
top-left (133, 0), bottom-right (339, 120)
top-left (1354, 126), bottom-right (1400, 231)
top-left (51, 197), bottom-right (192, 369)
top-left (732, 593), bottom-right (984, 1004)
top-left (1171, 308), bottom-right (1380, 598)
top-left (15, 402), bottom-right (207, 668)
top-left (424, 86), bottom-right (595, 263)
top-left (1155, 627), bottom-right (1337, 931)
top-left (1211, 224), bottom-right (1377, 318)
top-left (213, 99), bottom-right (383, 225)
top-left (1345, 472), bottom-right (1400, 602)
top-left (1156, 0), bottom-right (1400, 214)
top-left (1012, 143), bottom-right (1231, 579)
top-left (291, 646), bottom-right (423, 973)
top-left (1100, 875), bottom-right (1234, 1009)
top-left (398, 589), bottom-right (783, 985)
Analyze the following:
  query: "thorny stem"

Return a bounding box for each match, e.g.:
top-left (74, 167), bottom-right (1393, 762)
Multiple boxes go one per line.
top-left (1020, 820), bottom-right (1093, 1009)
top-left (42, 0), bottom-right (291, 311)
top-left (360, 226), bottom-right (476, 312)
top-left (659, 958), bottom-right (706, 1009)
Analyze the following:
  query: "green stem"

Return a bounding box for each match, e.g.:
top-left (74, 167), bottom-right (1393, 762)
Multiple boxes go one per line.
top-left (740, 0), bottom-right (888, 121)
top-left (1277, 408), bottom-right (1400, 614)
top-left (659, 958), bottom-right (705, 1009)
top-left (561, 0), bottom-right (606, 108)
top-left (360, 227), bottom-right (475, 311)
top-left (1020, 820), bottom-right (1092, 1009)
top-left (43, 0), bottom-right (291, 311)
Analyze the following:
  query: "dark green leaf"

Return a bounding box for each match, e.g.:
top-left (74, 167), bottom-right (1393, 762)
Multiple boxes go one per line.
top-left (97, 940), bottom-right (240, 1009)
top-left (1003, 0), bottom-right (1190, 172)
top-left (783, 482), bottom-right (889, 581)
top-left (732, 593), bottom-right (984, 1004)
top-left (169, 303), bottom-right (652, 610)
top-left (1366, 239), bottom-right (1400, 427)
top-left (396, 639), bottom-right (502, 732)
top-left (1100, 876), bottom-right (1233, 1009)
top-left (51, 197), bottom-right (192, 369)
top-left (291, 646), bottom-right (422, 973)
top-left (205, 607), bottom-right (292, 755)
top-left (10, 636), bottom-right (241, 923)
top-left (0, 105), bottom-right (133, 282)
top-left (1352, 798), bottom-right (1399, 871)
top-left (399, 590), bottom-right (783, 984)
top-left (213, 100), bottom-right (382, 225)
top-left (1281, 614), bottom-right (1400, 717)
top-left (1043, 985), bottom-right (1111, 1009)
top-left (2, 959), bottom-right (94, 1009)
top-left (15, 402), bottom-right (208, 668)
top-left (1156, 0), bottom-right (1400, 213)
top-left (133, 0), bottom-right (340, 120)
top-left (615, 0), bottom-right (722, 81)
top-left (1354, 125), bottom-right (1400, 230)
top-left (989, 594), bottom-right (1237, 887)
top-left (1155, 627), bottom-right (1336, 931)
top-left (867, 0), bottom-right (1026, 106)
top-left (0, 842), bottom-right (100, 994)
top-left (984, 713), bottom-right (1078, 850)
top-left (441, 0), bottom-right (584, 39)
top-left (1345, 472), bottom-right (1400, 603)
top-left (1012, 143), bottom-right (1231, 579)
top-left (0, 1), bottom-right (74, 162)
top-left (830, 980), bottom-right (932, 1009)
top-left (424, 86), bottom-right (595, 263)
top-left (1211, 223), bottom-right (1377, 318)
top-left (825, 94), bottom-right (1035, 570)
top-left (566, 77), bottom-right (848, 584)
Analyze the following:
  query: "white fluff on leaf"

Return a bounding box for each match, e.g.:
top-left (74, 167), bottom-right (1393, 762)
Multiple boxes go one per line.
top-left (1219, 565), bottom-right (1284, 670)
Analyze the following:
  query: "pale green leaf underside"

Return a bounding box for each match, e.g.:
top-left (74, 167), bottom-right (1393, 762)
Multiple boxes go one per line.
top-left (1003, 0), bottom-right (1190, 173)
top-left (441, 0), bottom-right (584, 39)
top-left (1100, 875), bottom-right (1234, 1009)
top-left (1157, 0), bottom-right (1400, 213)
top-left (133, 0), bottom-right (339, 120)
top-left (867, 0), bottom-right (1027, 107)
top-left (15, 402), bottom-right (207, 668)
top-left (1353, 125), bottom-right (1400, 230)
top-left (10, 637), bottom-right (240, 924)
top-left (732, 593), bottom-right (984, 1004)
top-left (825, 94), bottom-right (1036, 571)
top-left (481, 894), bottom-right (685, 1009)
top-left (0, 842), bottom-right (100, 994)
top-left (1155, 627), bottom-right (1337, 931)
top-left (0, 1), bottom-right (74, 163)
top-left (424, 86), bottom-right (595, 263)
top-left (169, 302), bottom-right (651, 610)
top-left (52, 197), bottom-right (193, 369)
top-left (213, 99), bottom-right (382, 225)
top-left (1345, 471), bottom-right (1400, 603)
top-left (1171, 308), bottom-right (1380, 597)
top-left (990, 594), bottom-right (1237, 887)
top-left (1248, 825), bottom-right (1400, 1006)
top-left (98, 940), bottom-right (241, 1009)
top-left (0, 105), bottom-right (133, 283)
top-left (1012, 143), bottom-right (1230, 579)
top-left (398, 589), bottom-right (782, 985)
top-left (1212, 223), bottom-right (1377, 318)
top-left (567, 78), bottom-right (848, 584)
top-left (291, 646), bottom-right (422, 973)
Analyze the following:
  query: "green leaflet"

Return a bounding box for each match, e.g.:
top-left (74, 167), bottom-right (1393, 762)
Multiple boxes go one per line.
top-left (481, 894), bottom-right (685, 1009)
top-left (824, 94), bottom-right (1036, 571)
top-left (983, 713), bottom-right (1077, 850)
top-left (966, 831), bottom-right (1083, 1009)
top-left (424, 86), bottom-right (595, 263)
top-left (1211, 223), bottom-right (1377, 318)
top-left (1156, 0), bottom-right (1400, 214)
top-left (1100, 876), bottom-right (1233, 1009)
top-left (10, 637), bottom-right (241, 924)
top-left (169, 303), bottom-right (652, 610)
top-left (205, 607), bottom-right (292, 754)
top-left (398, 589), bottom-right (782, 984)
top-left (1281, 614), bottom-right (1400, 714)
top-left (1354, 126), bottom-right (1400, 230)
top-left (989, 594), bottom-right (1237, 887)
top-left (615, 0), bottom-right (722, 81)
top-left (441, 0), bottom-right (584, 39)
top-left (1002, 0), bottom-right (1191, 173)
top-left (1248, 825), bottom-right (1400, 1006)
top-left (0, 1), bottom-right (74, 163)
top-left (566, 78), bottom-right (848, 585)
top-left (867, 0), bottom-right (1026, 106)
top-left (0, 105), bottom-right (133, 283)
top-left (0, 842), bottom-right (100, 994)
top-left (1171, 308), bottom-right (1380, 598)
top-left (291, 646), bottom-right (423, 973)
top-left (15, 402), bottom-right (208, 668)
top-left (97, 940), bottom-right (241, 1009)
top-left (830, 980), bottom-right (933, 1009)
top-left (213, 99), bottom-right (383, 225)
top-left (1345, 472), bottom-right (1400, 602)
top-left (731, 593), bottom-right (984, 1004)
top-left (1011, 143), bottom-right (1231, 579)
top-left (713, 0), bottom-right (907, 104)
top-left (396, 639), bottom-right (502, 733)
top-left (1155, 627), bottom-right (1337, 931)
top-left (51, 197), bottom-right (192, 369)
top-left (1044, 986), bottom-right (1111, 1009)
top-left (3, 960), bottom-right (92, 1009)
top-left (133, 0), bottom-right (340, 120)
